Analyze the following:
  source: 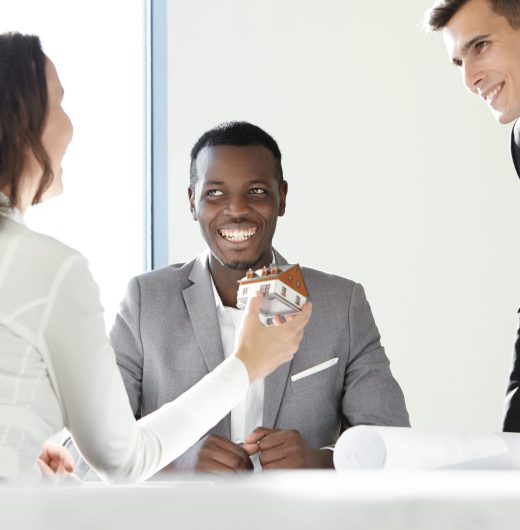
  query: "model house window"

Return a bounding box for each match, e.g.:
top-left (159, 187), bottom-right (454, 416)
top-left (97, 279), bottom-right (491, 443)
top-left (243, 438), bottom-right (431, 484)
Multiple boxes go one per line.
top-left (295, 296), bottom-right (301, 306)
top-left (243, 287), bottom-right (248, 295)
top-left (261, 284), bottom-right (270, 295)
top-left (281, 286), bottom-right (287, 296)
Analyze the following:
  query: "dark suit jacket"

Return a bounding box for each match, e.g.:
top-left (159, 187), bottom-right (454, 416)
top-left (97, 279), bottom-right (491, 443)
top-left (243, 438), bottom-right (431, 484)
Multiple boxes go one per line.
top-left (503, 122), bottom-right (520, 432)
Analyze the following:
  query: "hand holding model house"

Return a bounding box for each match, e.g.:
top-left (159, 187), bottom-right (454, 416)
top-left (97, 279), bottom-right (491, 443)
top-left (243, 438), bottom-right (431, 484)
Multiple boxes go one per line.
top-left (237, 264), bottom-right (308, 323)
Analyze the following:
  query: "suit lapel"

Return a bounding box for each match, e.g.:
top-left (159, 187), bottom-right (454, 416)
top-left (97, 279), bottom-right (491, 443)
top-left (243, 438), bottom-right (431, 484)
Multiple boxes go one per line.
top-left (183, 253), bottom-right (225, 373)
top-left (263, 249), bottom-right (295, 428)
top-left (183, 253), bottom-right (230, 436)
top-left (183, 250), bottom-right (296, 431)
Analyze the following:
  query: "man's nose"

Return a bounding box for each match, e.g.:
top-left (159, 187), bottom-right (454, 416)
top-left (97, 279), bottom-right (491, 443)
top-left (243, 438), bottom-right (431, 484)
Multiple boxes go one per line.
top-left (225, 194), bottom-right (251, 218)
top-left (462, 61), bottom-right (482, 95)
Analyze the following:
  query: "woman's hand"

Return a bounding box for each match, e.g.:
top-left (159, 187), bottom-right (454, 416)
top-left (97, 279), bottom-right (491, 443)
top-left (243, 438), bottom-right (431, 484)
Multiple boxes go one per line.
top-left (38, 443), bottom-right (74, 477)
top-left (234, 292), bottom-right (312, 382)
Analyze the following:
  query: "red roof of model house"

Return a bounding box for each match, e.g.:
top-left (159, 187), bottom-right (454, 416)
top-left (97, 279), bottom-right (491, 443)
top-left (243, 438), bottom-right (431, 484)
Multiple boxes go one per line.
top-left (238, 264), bottom-right (308, 296)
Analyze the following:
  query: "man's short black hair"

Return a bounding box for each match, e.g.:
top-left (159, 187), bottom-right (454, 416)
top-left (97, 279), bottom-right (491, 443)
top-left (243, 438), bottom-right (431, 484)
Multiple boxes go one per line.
top-left (190, 121), bottom-right (283, 188)
top-left (425, 0), bottom-right (520, 31)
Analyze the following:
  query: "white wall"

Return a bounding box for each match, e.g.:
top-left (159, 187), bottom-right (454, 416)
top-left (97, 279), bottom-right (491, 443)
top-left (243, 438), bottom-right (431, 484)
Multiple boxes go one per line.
top-left (166, 0), bottom-right (520, 431)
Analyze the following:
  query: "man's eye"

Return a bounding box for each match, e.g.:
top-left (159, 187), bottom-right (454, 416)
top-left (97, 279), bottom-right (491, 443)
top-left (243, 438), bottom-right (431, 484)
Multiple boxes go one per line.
top-left (207, 189), bottom-right (224, 197)
top-left (475, 40), bottom-right (489, 53)
top-left (250, 188), bottom-right (266, 194)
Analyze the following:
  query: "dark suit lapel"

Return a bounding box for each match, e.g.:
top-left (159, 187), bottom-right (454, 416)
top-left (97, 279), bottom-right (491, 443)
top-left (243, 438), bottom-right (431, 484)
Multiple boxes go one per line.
top-left (512, 119), bottom-right (520, 179)
top-left (183, 253), bottom-right (230, 435)
top-left (263, 249), bottom-right (295, 428)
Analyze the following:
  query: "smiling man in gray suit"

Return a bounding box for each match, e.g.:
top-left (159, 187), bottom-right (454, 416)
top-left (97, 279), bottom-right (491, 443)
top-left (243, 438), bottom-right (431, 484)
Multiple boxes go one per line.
top-left (112, 121), bottom-right (409, 474)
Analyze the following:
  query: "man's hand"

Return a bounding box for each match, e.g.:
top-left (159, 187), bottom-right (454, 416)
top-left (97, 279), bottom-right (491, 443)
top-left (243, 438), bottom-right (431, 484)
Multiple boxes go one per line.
top-left (173, 434), bottom-right (254, 475)
top-left (243, 427), bottom-right (334, 469)
top-left (38, 443), bottom-right (74, 477)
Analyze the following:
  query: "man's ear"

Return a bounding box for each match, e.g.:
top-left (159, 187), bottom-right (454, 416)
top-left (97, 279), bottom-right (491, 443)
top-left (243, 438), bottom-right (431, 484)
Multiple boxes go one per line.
top-left (278, 180), bottom-right (288, 217)
top-left (188, 187), bottom-right (197, 220)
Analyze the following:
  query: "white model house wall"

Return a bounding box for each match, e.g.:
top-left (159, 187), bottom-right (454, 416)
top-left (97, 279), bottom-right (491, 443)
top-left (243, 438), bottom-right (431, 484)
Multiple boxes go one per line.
top-left (274, 280), bottom-right (305, 309)
top-left (237, 280), bottom-right (276, 303)
top-left (237, 279), bottom-right (306, 313)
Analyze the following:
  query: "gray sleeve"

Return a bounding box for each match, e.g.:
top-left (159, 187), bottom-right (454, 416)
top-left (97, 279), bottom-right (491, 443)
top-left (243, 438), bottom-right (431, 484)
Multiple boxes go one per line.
top-left (110, 277), bottom-right (144, 419)
top-left (342, 283), bottom-right (410, 427)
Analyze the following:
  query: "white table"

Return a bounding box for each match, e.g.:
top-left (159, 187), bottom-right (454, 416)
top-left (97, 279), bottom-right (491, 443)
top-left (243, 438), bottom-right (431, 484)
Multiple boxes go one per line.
top-left (2, 470), bottom-right (520, 530)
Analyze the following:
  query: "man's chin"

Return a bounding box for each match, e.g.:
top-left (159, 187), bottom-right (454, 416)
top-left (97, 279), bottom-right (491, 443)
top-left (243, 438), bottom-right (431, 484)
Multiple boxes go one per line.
top-left (495, 108), bottom-right (519, 125)
top-left (221, 259), bottom-right (259, 271)
top-left (497, 114), bottom-right (514, 124)
top-left (214, 252), bottom-right (264, 271)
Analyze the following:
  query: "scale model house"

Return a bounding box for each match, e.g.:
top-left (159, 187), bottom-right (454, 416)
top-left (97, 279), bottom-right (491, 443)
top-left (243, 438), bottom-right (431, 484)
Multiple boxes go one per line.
top-left (236, 263), bottom-right (308, 319)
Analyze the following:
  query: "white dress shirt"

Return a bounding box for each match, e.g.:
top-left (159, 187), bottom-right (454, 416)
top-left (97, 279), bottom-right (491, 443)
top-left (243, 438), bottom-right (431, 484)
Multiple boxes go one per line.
top-left (0, 204), bottom-right (249, 483)
top-left (212, 280), bottom-right (264, 471)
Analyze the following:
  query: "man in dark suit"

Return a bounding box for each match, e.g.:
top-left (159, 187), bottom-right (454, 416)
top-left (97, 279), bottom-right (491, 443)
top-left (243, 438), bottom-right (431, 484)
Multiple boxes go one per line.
top-left (424, 0), bottom-right (520, 430)
top-left (509, 120), bottom-right (520, 430)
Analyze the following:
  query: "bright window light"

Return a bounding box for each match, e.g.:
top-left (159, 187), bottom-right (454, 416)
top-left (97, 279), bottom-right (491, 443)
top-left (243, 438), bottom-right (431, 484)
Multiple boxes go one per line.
top-left (1, 0), bottom-right (147, 326)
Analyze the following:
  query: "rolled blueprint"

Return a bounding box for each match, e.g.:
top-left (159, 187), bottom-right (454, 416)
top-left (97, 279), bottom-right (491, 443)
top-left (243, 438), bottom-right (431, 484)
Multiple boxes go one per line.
top-left (333, 426), bottom-right (520, 471)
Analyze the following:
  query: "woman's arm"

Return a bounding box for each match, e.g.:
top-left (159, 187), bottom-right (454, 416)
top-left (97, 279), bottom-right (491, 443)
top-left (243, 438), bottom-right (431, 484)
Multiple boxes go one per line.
top-left (42, 256), bottom-right (310, 483)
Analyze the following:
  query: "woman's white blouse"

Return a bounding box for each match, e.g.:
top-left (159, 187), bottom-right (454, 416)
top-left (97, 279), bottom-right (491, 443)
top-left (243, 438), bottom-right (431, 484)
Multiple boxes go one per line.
top-left (0, 214), bottom-right (248, 482)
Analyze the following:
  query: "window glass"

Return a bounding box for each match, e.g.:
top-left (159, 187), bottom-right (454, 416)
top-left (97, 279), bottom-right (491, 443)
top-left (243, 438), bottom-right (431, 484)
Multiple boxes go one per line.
top-left (2, 0), bottom-right (147, 326)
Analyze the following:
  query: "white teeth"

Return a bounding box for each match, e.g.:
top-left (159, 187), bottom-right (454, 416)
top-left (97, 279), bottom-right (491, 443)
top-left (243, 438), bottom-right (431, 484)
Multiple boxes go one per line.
top-left (219, 228), bottom-right (257, 242)
top-left (485, 84), bottom-right (503, 104)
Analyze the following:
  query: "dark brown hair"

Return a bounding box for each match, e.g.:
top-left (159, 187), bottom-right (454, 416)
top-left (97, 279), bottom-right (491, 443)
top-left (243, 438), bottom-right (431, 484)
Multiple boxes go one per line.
top-left (425, 0), bottom-right (520, 31)
top-left (0, 32), bottom-right (52, 214)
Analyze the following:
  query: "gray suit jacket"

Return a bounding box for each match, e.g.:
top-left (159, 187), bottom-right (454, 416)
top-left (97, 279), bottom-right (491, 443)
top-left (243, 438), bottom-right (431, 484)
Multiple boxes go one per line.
top-left (111, 250), bottom-right (409, 465)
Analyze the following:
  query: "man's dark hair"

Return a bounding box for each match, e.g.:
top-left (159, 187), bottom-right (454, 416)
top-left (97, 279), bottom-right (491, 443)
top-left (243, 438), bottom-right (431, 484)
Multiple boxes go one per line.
top-left (0, 32), bottom-right (52, 214)
top-left (425, 0), bottom-right (520, 31)
top-left (189, 121), bottom-right (283, 188)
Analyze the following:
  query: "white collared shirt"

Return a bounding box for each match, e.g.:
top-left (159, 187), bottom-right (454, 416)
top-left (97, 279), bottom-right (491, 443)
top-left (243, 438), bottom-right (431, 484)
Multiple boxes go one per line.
top-left (0, 192), bottom-right (23, 225)
top-left (211, 279), bottom-right (264, 471)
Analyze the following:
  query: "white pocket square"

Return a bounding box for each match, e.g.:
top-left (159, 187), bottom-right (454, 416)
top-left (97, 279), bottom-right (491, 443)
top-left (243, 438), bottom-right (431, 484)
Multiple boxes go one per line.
top-left (290, 357), bottom-right (339, 382)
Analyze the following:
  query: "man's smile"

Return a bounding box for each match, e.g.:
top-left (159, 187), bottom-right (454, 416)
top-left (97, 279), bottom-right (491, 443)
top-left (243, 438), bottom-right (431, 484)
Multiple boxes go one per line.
top-left (217, 225), bottom-right (258, 243)
top-left (481, 82), bottom-right (504, 107)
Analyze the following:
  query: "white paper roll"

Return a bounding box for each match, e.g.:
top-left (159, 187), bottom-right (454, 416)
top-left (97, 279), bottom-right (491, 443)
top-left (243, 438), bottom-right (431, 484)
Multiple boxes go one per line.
top-left (333, 426), bottom-right (520, 471)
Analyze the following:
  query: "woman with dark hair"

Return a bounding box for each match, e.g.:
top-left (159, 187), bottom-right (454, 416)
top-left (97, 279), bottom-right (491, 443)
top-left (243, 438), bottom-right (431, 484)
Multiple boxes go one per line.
top-left (0, 32), bottom-right (311, 483)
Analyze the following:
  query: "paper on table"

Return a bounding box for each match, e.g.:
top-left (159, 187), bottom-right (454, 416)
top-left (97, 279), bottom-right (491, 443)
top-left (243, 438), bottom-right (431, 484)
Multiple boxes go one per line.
top-left (333, 426), bottom-right (520, 471)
